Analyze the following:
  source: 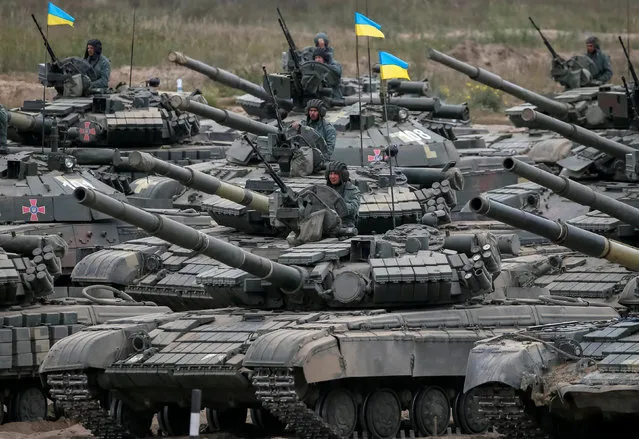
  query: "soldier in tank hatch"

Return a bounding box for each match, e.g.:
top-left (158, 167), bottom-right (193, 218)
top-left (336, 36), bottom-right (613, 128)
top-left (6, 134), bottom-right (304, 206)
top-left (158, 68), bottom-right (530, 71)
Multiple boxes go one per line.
top-left (311, 47), bottom-right (343, 99)
top-left (314, 32), bottom-right (335, 63)
top-left (83, 39), bottom-right (111, 90)
top-left (325, 161), bottom-right (361, 228)
top-left (291, 99), bottom-right (336, 160)
top-left (585, 36), bottom-right (612, 85)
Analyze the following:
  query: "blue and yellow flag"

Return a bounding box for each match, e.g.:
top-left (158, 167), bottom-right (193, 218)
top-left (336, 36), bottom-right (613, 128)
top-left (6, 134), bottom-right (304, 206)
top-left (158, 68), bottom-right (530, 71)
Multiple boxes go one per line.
top-left (47, 2), bottom-right (75, 27)
top-left (354, 12), bottom-right (384, 38)
top-left (379, 51), bottom-right (410, 80)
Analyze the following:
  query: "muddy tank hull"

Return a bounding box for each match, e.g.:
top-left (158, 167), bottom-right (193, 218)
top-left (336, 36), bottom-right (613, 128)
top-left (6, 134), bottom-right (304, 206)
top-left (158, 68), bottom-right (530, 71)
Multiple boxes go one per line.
top-left (463, 316), bottom-right (639, 437)
top-left (41, 303), bottom-right (617, 437)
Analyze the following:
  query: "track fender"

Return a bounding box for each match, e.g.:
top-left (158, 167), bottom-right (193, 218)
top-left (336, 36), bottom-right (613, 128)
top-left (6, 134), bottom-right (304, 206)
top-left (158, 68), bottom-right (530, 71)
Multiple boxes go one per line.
top-left (464, 339), bottom-right (557, 393)
top-left (244, 329), bottom-right (345, 383)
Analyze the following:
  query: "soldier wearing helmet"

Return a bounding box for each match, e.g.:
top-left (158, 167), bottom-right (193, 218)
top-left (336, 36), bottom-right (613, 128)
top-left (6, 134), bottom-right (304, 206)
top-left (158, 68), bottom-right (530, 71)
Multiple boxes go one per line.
top-left (291, 99), bottom-right (336, 159)
top-left (312, 46), bottom-right (343, 99)
top-left (325, 161), bottom-right (361, 228)
top-left (314, 32), bottom-right (335, 62)
top-left (585, 36), bottom-right (612, 84)
top-left (83, 39), bottom-right (111, 90)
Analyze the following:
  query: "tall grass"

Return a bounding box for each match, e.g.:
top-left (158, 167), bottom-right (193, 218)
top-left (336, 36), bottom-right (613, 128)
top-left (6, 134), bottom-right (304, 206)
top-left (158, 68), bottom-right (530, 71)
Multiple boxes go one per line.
top-left (1, 0), bottom-right (638, 117)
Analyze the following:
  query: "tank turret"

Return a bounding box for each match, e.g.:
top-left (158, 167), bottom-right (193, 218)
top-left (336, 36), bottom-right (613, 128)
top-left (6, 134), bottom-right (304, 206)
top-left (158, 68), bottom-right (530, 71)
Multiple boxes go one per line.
top-left (427, 48), bottom-right (632, 129)
top-left (503, 156), bottom-right (639, 229)
top-left (518, 108), bottom-right (634, 160)
top-left (127, 150), bottom-right (351, 239)
top-left (75, 186), bottom-right (305, 293)
top-left (170, 51), bottom-right (469, 119)
top-left (75, 186), bottom-right (498, 307)
top-left (129, 151), bottom-right (270, 213)
top-left (469, 195), bottom-right (639, 271)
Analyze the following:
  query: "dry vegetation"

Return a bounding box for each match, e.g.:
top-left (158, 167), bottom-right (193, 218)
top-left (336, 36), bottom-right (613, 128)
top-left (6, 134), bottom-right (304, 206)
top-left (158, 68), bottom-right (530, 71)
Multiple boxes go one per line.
top-left (1, 0), bottom-right (638, 121)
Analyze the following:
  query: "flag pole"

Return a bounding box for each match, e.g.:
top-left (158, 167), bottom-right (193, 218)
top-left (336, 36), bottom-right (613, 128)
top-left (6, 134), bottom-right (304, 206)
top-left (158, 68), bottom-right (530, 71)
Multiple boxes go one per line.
top-left (41, 19), bottom-right (49, 153)
top-left (356, 34), bottom-right (365, 167)
top-left (380, 78), bottom-right (396, 229)
top-left (365, 0), bottom-right (373, 103)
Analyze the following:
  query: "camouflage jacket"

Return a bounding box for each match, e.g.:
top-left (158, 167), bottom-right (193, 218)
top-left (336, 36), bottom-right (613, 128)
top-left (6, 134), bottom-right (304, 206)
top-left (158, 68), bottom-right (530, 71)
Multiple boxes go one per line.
top-left (303, 118), bottom-right (336, 159)
top-left (88, 55), bottom-right (111, 90)
top-left (334, 181), bottom-right (361, 227)
top-left (0, 105), bottom-right (7, 146)
top-left (586, 50), bottom-right (612, 83)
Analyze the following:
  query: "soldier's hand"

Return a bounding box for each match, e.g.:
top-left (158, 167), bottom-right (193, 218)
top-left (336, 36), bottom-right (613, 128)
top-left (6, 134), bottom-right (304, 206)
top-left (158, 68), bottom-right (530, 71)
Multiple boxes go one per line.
top-left (291, 121), bottom-right (301, 130)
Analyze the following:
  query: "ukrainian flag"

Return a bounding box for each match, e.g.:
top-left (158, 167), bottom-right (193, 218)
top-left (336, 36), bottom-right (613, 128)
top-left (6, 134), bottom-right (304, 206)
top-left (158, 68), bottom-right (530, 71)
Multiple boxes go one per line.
top-left (47, 2), bottom-right (75, 27)
top-left (379, 51), bottom-right (410, 80)
top-left (354, 12), bottom-right (384, 38)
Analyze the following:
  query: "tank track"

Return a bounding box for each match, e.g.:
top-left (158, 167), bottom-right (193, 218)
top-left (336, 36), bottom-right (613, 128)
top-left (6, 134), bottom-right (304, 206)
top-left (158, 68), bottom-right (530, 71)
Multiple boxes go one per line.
top-left (253, 368), bottom-right (343, 439)
top-left (475, 385), bottom-right (550, 439)
top-left (47, 370), bottom-right (135, 439)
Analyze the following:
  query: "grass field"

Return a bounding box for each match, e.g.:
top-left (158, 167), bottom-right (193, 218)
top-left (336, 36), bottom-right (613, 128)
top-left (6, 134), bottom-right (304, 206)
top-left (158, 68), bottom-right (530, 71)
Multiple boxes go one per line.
top-left (1, 0), bottom-right (638, 116)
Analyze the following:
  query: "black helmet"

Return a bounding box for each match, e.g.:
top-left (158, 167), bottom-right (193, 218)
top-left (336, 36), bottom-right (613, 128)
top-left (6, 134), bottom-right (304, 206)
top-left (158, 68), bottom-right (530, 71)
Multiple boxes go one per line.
top-left (313, 47), bottom-right (331, 64)
top-left (314, 32), bottom-right (330, 48)
top-left (585, 36), bottom-right (600, 50)
top-left (325, 161), bottom-right (349, 185)
top-left (305, 98), bottom-right (327, 118)
top-left (84, 39), bottom-right (103, 58)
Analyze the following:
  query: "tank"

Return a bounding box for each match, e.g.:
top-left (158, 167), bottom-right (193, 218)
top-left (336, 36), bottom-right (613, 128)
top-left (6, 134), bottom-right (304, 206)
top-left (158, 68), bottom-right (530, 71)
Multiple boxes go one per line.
top-left (516, 107), bottom-right (639, 181)
top-left (0, 148), bottom-right (212, 290)
top-left (168, 51), bottom-right (540, 198)
top-left (503, 156), bottom-right (639, 229)
top-left (149, 94), bottom-right (525, 211)
top-left (0, 230), bottom-right (171, 424)
top-left (469, 195), bottom-right (639, 271)
top-left (36, 185), bottom-right (622, 438)
top-left (427, 48), bottom-right (635, 131)
top-left (71, 150), bottom-right (463, 307)
top-left (463, 316), bottom-right (639, 438)
top-left (8, 24), bottom-right (233, 181)
top-left (168, 51), bottom-right (470, 122)
top-left (462, 195), bottom-right (639, 435)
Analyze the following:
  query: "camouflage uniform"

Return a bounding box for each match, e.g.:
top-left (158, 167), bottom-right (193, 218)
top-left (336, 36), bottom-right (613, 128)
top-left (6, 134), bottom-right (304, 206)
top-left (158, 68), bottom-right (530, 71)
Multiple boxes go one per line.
top-left (0, 104), bottom-right (7, 151)
top-left (585, 36), bottom-right (612, 83)
top-left (326, 161), bottom-right (361, 228)
top-left (84, 39), bottom-right (111, 90)
top-left (301, 99), bottom-right (336, 159)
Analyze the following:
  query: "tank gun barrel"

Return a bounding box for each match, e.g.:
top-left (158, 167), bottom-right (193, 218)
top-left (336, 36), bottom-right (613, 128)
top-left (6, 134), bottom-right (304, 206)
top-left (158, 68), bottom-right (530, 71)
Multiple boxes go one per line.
top-left (128, 151), bottom-right (270, 212)
top-left (387, 79), bottom-right (429, 96)
top-left (427, 48), bottom-right (572, 117)
top-left (504, 157), bottom-right (639, 229)
top-left (169, 95), bottom-right (279, 136)
top-left (74, 187), bottom-right (305, 293)
top-left (520, 108), bottom-right (635, 160)
top-left (66, 148), bottom-right (122, 166)
top-left (396, 167), bottom-right (464, 191)
top-left (168, 51), bottom-right (293, 111)
top-left (7, 111), bottom-right (52, 133)
top-left (469, 196), bottom-right (639, 271)
top-left (337, 96), bottom-right (442, 112)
